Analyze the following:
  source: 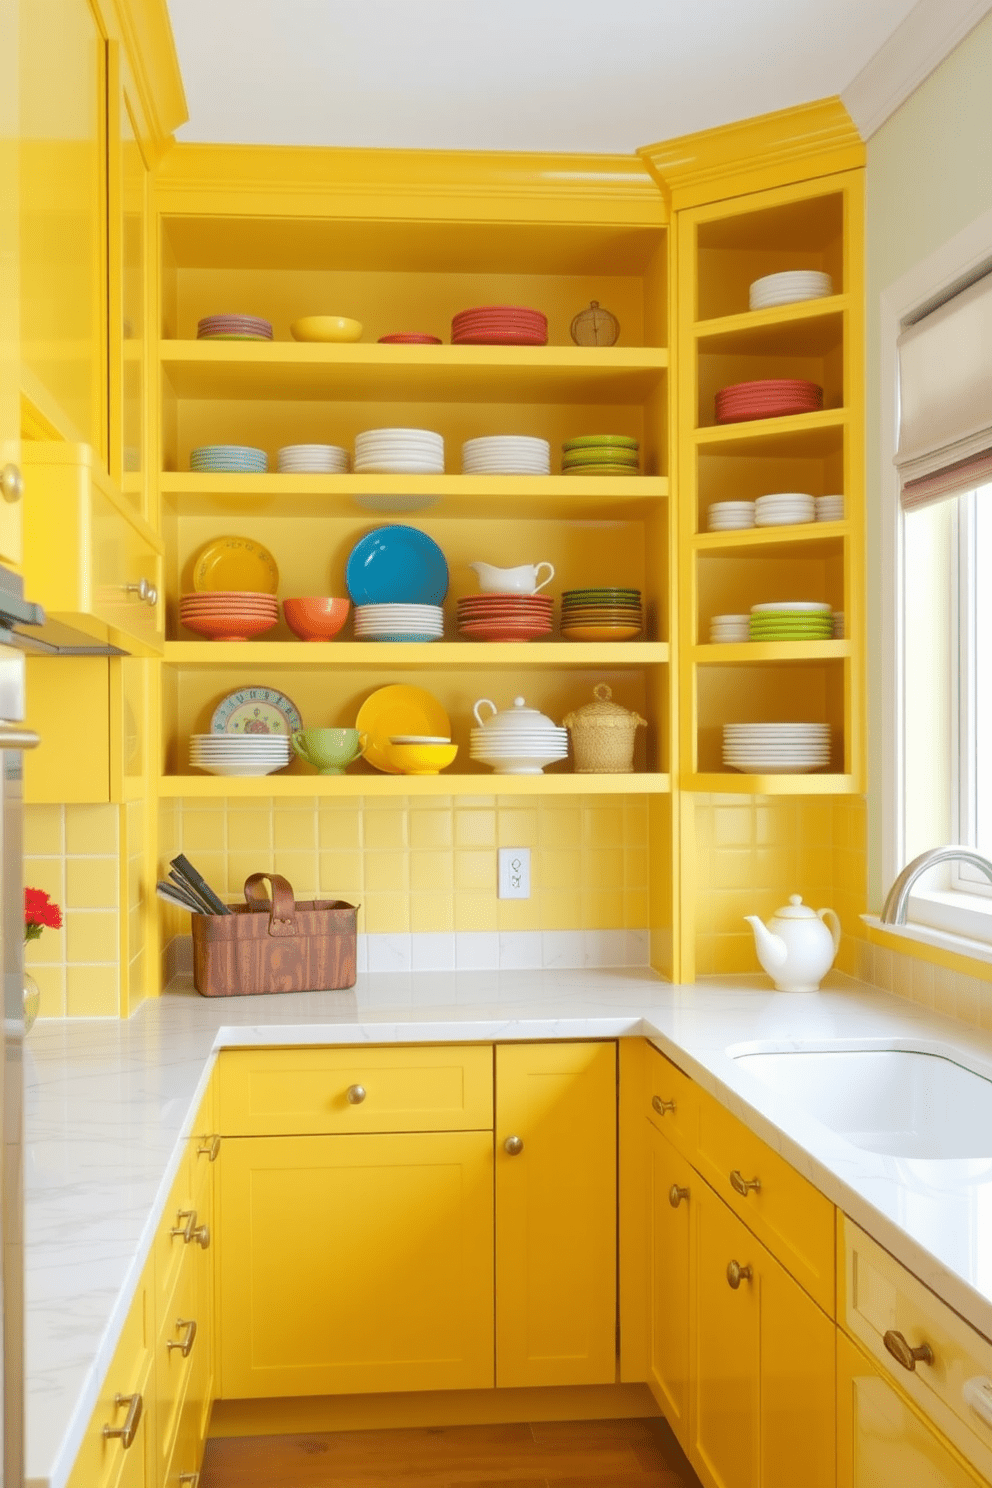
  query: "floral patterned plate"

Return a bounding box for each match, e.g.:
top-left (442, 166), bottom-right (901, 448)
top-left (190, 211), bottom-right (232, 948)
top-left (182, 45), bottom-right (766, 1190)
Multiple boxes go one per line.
top-left (210, 687), bottom-right (303, 736)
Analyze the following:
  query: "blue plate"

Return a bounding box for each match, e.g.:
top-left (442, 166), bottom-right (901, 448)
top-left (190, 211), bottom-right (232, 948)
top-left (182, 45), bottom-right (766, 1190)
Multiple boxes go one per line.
top-left (346, 526), bottom-right (449, 605)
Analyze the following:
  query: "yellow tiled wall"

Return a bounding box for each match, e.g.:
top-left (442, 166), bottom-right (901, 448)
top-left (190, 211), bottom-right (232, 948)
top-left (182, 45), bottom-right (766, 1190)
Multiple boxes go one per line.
top-left (854, 939), bottom-right (992, 1032)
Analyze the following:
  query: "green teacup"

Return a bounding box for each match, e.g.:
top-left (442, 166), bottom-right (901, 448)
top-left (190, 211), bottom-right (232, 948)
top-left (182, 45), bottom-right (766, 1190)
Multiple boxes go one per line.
top-left (291, 727), bottom-right (366, 775)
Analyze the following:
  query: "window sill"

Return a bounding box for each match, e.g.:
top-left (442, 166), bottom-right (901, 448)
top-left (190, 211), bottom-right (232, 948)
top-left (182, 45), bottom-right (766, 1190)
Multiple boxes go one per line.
top-left (862, 902), bottom-right (992, 969)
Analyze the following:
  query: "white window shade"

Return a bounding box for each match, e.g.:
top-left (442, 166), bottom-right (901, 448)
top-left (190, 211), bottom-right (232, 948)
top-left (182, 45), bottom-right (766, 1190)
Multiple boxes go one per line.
top-left (896, 272), bottom-right (992, 510)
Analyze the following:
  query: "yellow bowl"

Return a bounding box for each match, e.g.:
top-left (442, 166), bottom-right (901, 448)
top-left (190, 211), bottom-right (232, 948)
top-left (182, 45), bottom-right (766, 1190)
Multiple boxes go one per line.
top-left (290, 316), bottom-right (363, 343)
top-left (381, 742), bottom-right (458, 775)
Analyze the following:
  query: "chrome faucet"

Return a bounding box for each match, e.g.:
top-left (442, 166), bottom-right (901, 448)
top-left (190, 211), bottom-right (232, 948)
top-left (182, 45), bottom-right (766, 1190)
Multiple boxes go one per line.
top-left (880, 845), bottom-right (992, 925)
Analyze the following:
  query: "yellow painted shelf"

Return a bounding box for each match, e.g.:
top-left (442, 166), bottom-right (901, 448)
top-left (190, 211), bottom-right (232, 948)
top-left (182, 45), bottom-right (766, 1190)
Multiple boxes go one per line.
top-left (692, 641), bottom-right (849, 662)
top-left (692, 521), bottom-right (846, 554)
top-left (694, 407), bottom-right (847, 451)
top-left (163, 641), bottom-right (669, 668)
top-left (159, 341), bottom-right (669, 404)
top-left (694, 296), bottom-right (848, 353)
top-left (684, 772), bottom-right (858, 795)
top-left (159, 771), bottom-right (672, 799)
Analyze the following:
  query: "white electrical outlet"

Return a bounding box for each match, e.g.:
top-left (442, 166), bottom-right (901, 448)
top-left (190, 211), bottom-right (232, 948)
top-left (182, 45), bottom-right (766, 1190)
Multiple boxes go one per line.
top-left (498, 847), bottom-right (531, 899)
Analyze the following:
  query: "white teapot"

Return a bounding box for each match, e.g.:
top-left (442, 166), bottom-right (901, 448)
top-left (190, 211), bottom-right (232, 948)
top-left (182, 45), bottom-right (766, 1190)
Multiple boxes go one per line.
top-left (744, 895), bottom-right (840, 992)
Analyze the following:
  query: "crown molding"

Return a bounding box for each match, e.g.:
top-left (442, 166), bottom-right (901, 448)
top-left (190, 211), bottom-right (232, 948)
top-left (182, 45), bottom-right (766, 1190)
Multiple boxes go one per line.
top-left (638, 98), bottom-right (864, 213)
top-left (842, 0), bottom-right (992, 140)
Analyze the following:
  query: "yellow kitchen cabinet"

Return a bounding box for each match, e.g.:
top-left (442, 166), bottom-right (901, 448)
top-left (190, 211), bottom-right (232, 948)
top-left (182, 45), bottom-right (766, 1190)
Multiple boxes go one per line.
top-left (25, 653), bottom-right (154, 804)
top-left (66, 1262), bottom-right (153, 1488)
top-left (646, 1117), bottom-right (694, 1450)
top-left (495, 1040), bottom-right (617, 1388)
top-left (691, 1177), bottom-right (835, 1488)
top-left (217, 1129), bottom-right (495, 1399)
top-left (0, 0), bottom-right (21, 569)
top-left (109, 53), bottom-right (151, 520)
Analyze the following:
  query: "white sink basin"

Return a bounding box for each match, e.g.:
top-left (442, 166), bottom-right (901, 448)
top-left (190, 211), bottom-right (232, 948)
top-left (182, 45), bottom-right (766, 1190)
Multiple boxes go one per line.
top-left (733, 1046), bottom-right (992, 1158)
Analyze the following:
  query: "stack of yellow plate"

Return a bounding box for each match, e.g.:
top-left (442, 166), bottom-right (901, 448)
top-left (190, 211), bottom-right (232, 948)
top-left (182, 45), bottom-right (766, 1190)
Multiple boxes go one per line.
top-left (561, 588), bottom-right (643, 642)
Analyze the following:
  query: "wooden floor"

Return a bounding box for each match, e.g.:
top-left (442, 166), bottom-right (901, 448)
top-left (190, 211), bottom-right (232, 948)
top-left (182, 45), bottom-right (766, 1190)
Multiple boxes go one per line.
top-left (200, 1416), bottom-right (704, 1488)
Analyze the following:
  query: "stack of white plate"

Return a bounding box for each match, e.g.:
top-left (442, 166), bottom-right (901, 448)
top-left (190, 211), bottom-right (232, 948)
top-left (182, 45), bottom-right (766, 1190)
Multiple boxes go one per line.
top-left (833, 611), bottom-right (844, 638)
top-left (470, 727), bottom-right (569, 776)
top-left (353, 603), bottom-right (444, 642)
top-left (722, 723), bottom-right (832, 774)
top-left (708, 501), bottom-right (756, 531)
top-left (189, 734), bottom-right (291, 778)
top-left (462, 436), bottom-right (550, 475)
top-left (748, 271), bottom-right (833, 311)
top-left (277, 444), bottom-right (349, 474)
top-left (754, 492), bottom-right (815, 527)
top-left (816, 494), bottom-right (844, 522)
top-left (354, 428), bottom-right (444, 474)
top-left (710, 614), bottom-right (750, 643)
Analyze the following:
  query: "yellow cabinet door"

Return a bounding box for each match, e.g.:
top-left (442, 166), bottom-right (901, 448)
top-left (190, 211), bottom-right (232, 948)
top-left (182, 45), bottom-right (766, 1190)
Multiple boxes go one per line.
top-left (218, 1130), bottom-right (494, 1399)
top-left (0, 0), bottom-right (20, 569)
top-left (647, 1119), bottom-right (694, 1451)
top-left (837, 1331), bottom-right (987, 1487)
top-left (495, 1041), bottom-right (616, 1388)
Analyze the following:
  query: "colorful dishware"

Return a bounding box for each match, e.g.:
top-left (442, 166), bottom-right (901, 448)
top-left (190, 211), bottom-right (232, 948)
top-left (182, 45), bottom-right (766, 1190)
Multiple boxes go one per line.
top-left (282, 597), bottom-right (350, 641)
top-left (355, 685), bottom-right (451, 774)
top-left (345, 526), bottom-right (448, 606)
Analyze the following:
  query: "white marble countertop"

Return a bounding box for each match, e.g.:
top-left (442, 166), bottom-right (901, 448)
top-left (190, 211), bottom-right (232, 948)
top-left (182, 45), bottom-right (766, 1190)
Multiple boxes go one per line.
top-left (24, 967), bottom-right (992, 1488)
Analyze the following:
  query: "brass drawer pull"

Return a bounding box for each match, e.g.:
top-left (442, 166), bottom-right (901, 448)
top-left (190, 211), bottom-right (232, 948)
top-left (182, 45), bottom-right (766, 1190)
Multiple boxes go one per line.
top-left (178, 1475), bottom-right (200, 1487)
top-left (197, 1135), bottom-right (221, 1162)
top-left (504, 1135), bottom-right (524, 1156)
top-left (103, 1391), bottom-right (142, 1447)
top-left (727, 1260), bottom-right (753, 1289)
top-left (884, 1329), bottom-right (934, 1372)
top-left (669, 1184), bottom-right (690, 1208)
top-left (0, 464), bottom-right (24, 505)
top-left (171, 1209), bottom-right (209, 1246)
top-left (652, 1095), bottom-right (676, 1116)
top-left (346, 1084), bottom-right (367, 1104)
top-left (167, 1318), bottom-right (197, 1358)
top-left (730, 1169), bottom-right (761, 1197)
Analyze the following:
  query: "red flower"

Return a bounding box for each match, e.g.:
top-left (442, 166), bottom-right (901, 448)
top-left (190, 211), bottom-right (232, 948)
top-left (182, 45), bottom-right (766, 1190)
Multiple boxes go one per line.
top-left (24, 887), bottom-right (62, 943)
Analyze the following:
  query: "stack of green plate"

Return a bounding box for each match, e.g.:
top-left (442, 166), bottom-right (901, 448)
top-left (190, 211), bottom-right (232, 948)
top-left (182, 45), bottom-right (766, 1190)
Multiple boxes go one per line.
top-left (562, 435), bottom-right (640, 477)
top-left (749, 601), bottom-right (833, 640)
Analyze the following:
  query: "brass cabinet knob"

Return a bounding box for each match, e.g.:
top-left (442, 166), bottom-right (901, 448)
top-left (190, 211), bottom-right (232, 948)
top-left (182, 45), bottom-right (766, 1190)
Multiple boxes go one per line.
top-left (652, 1095), bottom-right (676, 1116)
top-left (0, 464), bottom-right (24, 505)
top-left (727, 1259), bottom-right (753, 1289)
top-left (166, 1318), bottom-right (197, 1358)
top-left (178, 1475), bottom-right (200, 1486)
top-left (730, 1169), bottom-right (761, 1197)
top-left (197, 1135), bottom-right (221, 1162)
top-left (504, 1135), bottom-right (524, 1156)
top-left (669, 1184), bottom-right (690, 1208)
top-left (103, 1391), bottom-right (142, 1447)
top-left (192, 1221), bottom-right (210, 1250)
top-left (346, 1084), bottom-right (367, 1104)
top-left (125, 578), bottom-right (158, 606)
top-left (884, 1329), bottom-right (934, 1372)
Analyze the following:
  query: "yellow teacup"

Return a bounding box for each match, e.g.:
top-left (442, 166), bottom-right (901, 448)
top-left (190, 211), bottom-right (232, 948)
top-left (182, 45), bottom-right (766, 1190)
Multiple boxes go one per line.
top-left (291, 728), bottom-right (366, 775)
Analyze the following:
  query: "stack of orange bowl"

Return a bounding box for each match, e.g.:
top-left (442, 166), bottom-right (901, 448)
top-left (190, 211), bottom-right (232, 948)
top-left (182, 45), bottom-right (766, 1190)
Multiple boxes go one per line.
top-left (282, 597), bottom-right (350, 641)
top-left (179, 591), bottom-right (279, 642)
top-left (456, 593), bottom-right (554, 642)
top-left (560, 588), bottom-right (643, 642)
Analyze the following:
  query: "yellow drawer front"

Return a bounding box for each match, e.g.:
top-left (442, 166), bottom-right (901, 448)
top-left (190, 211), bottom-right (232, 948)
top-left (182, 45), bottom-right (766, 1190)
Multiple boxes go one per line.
top-left (66, 1270), bottom-right (151, 1488)
top-left (188, 1080), bottom-right (220, 1205)
top-left (695, 1091), bottom-right (835, 1315)
top-left (840, 1215), bottom-right (992, 1481)
top-left (161, 1369), bottom-right (204, 1488)
top-left (153, 1243), bottom-right (198, 1485)
top-left (646, 1043), bottom-right (699, 1157)
top-left (217, 1044), bottom-right (494, 1135)
top-left (153, 1159), bottom-right (199, 1320)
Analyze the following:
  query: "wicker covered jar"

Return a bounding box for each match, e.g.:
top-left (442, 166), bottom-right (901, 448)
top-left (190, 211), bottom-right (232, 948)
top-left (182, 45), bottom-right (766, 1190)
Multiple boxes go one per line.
top-left (563, 684), bottom-right (646, 774)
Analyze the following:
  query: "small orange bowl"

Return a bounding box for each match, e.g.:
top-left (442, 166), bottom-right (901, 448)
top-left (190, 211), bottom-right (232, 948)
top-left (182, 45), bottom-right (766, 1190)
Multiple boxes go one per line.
top-left (282, 597), bottom-right (350, 641)
top-left (182, 610), bottom-right (278, 642)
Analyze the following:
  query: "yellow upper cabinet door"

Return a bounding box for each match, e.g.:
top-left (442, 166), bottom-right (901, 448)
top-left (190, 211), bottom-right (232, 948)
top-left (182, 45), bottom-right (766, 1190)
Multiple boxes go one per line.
top-left (110, 63), bottom-right (148, 517)
top-left (218, 1130), bottom-right (494, 1400)
top-left (20, 0), bottom-right (106, 459)
top-left (647, 1120), bottom-right (694, 1453)
top-left (495, 1041), bottom-right (617, 1388)
top-left (0, 0), bottom-right (21, 568)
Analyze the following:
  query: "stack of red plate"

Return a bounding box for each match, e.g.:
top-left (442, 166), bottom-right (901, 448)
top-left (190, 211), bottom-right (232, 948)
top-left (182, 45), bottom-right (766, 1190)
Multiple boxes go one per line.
top-left (378, 333), bottom-right (443, 344)
top-left (451, 306), bottom-right (547, 346)
top-left (456, 593), bottom-right (553, 642)
top-left (714, 379), bottom-right (823, 425)
top-left (179, 591), bottom-right (279, 642)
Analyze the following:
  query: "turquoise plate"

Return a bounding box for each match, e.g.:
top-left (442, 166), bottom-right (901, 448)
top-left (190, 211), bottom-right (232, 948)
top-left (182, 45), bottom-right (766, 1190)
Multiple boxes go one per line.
top-left (346, 526), bottom-right (449, 605)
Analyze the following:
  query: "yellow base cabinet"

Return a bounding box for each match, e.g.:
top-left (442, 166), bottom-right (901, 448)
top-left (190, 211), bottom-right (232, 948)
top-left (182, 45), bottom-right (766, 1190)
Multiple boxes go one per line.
top-left (646, 1117), bottom-right (694, 1448)
top-left (495, 1041), bottom-right (617, 1388)
top-left (218, 1129), bottom-right (495, 1399)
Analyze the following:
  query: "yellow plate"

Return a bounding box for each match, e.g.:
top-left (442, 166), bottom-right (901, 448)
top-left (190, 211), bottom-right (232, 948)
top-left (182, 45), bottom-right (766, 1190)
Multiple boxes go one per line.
top-left (562, 623), bottom-right (642, 641)
top-left (290, 315), bottom-right (363, 342)
top-left (192, 536), bottom-right (280, 594)
top-left (355, 685), bottom-right (451, 774)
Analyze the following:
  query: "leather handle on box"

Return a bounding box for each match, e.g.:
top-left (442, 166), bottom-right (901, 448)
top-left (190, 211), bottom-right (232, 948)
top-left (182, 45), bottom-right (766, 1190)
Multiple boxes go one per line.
top-left (243, 873), bottom-right (298, 936)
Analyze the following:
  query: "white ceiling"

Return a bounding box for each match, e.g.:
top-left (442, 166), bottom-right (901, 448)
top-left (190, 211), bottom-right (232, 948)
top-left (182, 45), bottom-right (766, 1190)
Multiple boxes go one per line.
top-left (166, 0), bottom-right (927, 156)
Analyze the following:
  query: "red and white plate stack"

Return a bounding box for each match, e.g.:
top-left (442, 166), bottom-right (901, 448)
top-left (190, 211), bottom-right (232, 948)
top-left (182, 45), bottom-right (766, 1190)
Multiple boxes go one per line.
top-left (451, 305), bottom-right (548, 346)
top-left (196, 314), bottom-right (273, 341)
top-left (714, 379), bottom-right (823, 425)
top-left (456, 593), bottom-right (554, 643)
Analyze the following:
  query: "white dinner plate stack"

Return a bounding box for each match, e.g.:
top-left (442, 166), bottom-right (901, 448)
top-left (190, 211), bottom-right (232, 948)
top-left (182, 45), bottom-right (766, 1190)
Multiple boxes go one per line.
top-left (754, 492), bottom-right (815, 527)
top-left (470, 726), bottom-right (569, 776)
top-left (708, 500), bottom-right (756, 531)
top-left (354, 428), bottom-right (444, 474)
top-left (353, 603), bottom-right (444, 642)
top-left (710, 614), bottom-right (750, 643)
top-left (833, 611), bottom-right (844, 638)
top-left (816, 494), bottom-right (844, 522)
top-left (189, 733), bottom-right (291, 777)
top-left (277, 444), bottom-right (349, 474)
top-left (461, 436), bottom-right (551, 475)
top-left (722, 723), bottom-right (832, 774)
top-left (748, 271), bottom-right (833, 311)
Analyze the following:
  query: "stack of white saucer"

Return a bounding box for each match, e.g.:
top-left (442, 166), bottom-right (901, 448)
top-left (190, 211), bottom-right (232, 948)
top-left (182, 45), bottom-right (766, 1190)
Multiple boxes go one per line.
top-left (722, 723), bottom-right (832, 774)
top-left (754, 492), bottom-right (815, 527)
top-left (354, 428), bottom-right (445, 474)
top-left (277, 444), bottom-right (349, 474)
top-left (748, 271), bottom-right (833, 311)
top-left (708, 500), bottom-right (756, 531)
top-left (462, 436), bottom-right (550, 475)
top-left (353, 604), bottom-right (444, 642)
top-left (710, 614), bottom-right (750, 643)
top-left (833, 611), bottom-right (844, 638)
top-left (816, 494), bottom-right (844, 522)
top-left (189, 734), bottom-right (291, 778)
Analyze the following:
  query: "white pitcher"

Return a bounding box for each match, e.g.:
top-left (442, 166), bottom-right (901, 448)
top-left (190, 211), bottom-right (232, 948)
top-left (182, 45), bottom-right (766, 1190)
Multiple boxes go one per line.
top-left (468, 561), bottom-right (555, 595)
